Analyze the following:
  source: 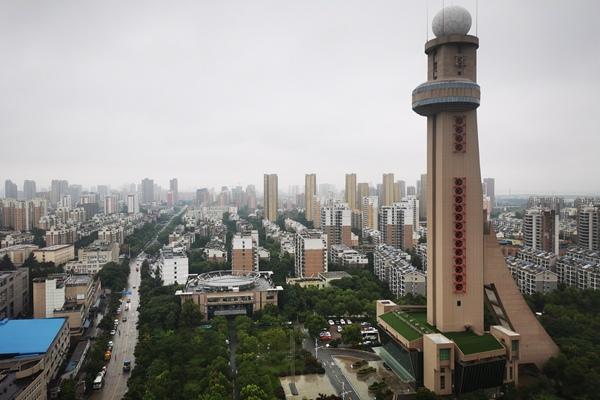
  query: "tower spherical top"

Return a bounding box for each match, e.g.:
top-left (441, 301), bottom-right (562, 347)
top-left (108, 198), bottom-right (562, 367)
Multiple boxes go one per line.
top-left (432, 5), bottom-right (472, 37)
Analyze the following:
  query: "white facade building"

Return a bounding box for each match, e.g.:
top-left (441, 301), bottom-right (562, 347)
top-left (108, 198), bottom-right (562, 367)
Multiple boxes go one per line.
top-left (158, 246), bottom-right (189, 285)
top-left (127, 194), bottom-right (139, 214)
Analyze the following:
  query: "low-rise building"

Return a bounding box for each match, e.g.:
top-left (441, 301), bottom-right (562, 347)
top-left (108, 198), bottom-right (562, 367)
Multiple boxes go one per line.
top-left (0, 318), bottom-right (70, 400)
top-left (329, 244), bottom-right (368, 266)
top-left (33, 274), bottom-right (100, 336)
top-left (157, 246), bottom-right (189, 285)
top-left (516, 247), bottom-right (557, 269)
top-left (374, 244), bottom-right (426, 297)
top-left (204, 239), bottom-right (227, 263)
top-left (176, 270), bottom-right (282, 320)
top-left (555, 249), bottom-right (600, 290)
top-left (33, 244), bottom-right (75, 266)
top-left (505, 257), bottom-right (558, 295)
top-left (0, 244), bottom-right (38, 266)
top-left (65, 240), bottom-right (119, 275)
top-left (285, 271), bottom-right (352, 289)
top-left (0, 268), bottom-right (29, 319)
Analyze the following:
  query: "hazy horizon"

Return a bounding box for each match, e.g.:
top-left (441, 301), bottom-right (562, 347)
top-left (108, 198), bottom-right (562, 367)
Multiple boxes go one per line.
top-left (2, 0), bottom-right (599, 195)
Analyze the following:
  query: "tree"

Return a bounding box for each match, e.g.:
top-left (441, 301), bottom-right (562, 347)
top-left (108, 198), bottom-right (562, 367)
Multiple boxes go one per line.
top-left (341, 324), bottom-right (362, 347)
top-left (305, 314), bottom-right (327, 338)
top-left (179, 300), bottom-right (203, 328)
top-left (415, 388), bottom-right (438, 400)
top-left (241, 384), bottom-right (268, 400)
top-left (0, 254), bottom-right (15, 271)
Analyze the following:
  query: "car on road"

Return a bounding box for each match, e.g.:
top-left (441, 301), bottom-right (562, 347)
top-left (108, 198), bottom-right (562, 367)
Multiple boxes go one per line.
top-left (328, 320), bottom-right (335, 326)
top-left (122, 317), bottom-right (127, 322)
top-left (108, 341), bottom-right (113, 347)
top-left (110, 329), bottom-right (116, 336)
top-left (319, 331), bottom-right (332, 341)
top-left (123, 360), bottom-right (131, 372)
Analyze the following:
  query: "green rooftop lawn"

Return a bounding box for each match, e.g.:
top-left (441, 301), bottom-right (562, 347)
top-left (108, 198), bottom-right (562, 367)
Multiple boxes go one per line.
top-left (443, 331), bottom-right (504, 355)
top-left (380, 311), bottom-right (504, 355)
top-left (380, 311), bottom-right (436, 342)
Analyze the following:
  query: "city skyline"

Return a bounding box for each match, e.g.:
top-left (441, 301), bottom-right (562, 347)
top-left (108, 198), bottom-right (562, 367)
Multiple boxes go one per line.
top-left (1, 0), bottom-right (599, 194)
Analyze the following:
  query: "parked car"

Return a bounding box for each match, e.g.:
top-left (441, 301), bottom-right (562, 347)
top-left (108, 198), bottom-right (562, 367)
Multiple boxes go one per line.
top-left (340, 319), bottom-right (346, 325)
top-left (346, 319), bottom-right (352, 325)
top-left (110, 329), bottom-right (116, 336)
top-left (328, 320), bottom-right (335, 326)
top-left (337, 325), bottom-right (343, 333)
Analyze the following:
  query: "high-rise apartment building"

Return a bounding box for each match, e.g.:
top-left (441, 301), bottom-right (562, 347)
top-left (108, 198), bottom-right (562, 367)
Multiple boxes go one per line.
top-left (382, 173), bottom-right (395, 206)
top-left (394, 180), bottom-right (406, 203)
top-left (127, 194), bottom-right (139, 214)
top-left (4, 180), bottom-right (17, 199)
top-left (378, 204), bottom-right (405, 249)
top-left (406, 185), bottom-right (416, 196)
top-left (305, 174), bottom-right (317, 222)
top-left (246, 185), bottom-right (257, 209)
top-left (418, 173), bottom-right (427, 221)
top-left (357, 182), bottom-right (370, 209)
top-left (232, 234), bottom-right (259, 273)
top-left (23, 180), bottom-right (36, 200)
top-left (50, 180), bottom-right (69, 205)
top-left (104, 195), bottom-right (118, 215)
top-left (141, 178), bottom-right (154, 204)
top-left (523, 207), bottom-right (559, 254)
top-left (0, 199), bottom-right (46, 231)
top-left (196, 188), bottom-right (210, 206)
top-left (0, 268), bottom-right (29, 319)
top-left (483, 178), bottom-right (495, 209)
top-left (577, 205), bottom-right (600, 251)
top-left (345, 173), bottom-right (357, 210)
top-left (320, 203), bottom-right (352, 248)
top-left (294, 230), bottom-right (327, 277)
top-left (169, 178), bottom-right (178, 204)
top-left (263, 174), bottom-right (278, 222)
top-left (361, 196), bottom-right (378, 231)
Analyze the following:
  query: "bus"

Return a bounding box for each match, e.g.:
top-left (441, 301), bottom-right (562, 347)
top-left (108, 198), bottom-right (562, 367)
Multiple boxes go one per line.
top-left (92, 371), bottom-right (105, 390)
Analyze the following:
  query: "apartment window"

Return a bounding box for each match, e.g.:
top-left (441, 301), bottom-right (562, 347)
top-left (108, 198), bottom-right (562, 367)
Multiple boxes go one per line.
top-left (511, 340), bottom-right (519, 352)
top-left (439, 348), bottom-right (450, 361)
top-left (440, 375), bottom-right (446, 390)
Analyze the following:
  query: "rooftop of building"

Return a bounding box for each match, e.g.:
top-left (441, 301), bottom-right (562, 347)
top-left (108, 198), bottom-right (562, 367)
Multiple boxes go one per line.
top-left (0, 318), bottom-right (66, 356)
top-left (179, 270), bottom-right (282, 294)
top-left (319, 271), bottom-right (352, 280)
top-left (506, 257), bottom-right (555, 274)
top-left (379, 310), bottom-right (503, 355)
top-left (0, 244), bottom-right (39, 251)
top-left (81, 240), bottom-right (116, 251)
top-left (65, 274), bottom-right (93, 286)
top-left (35, 244), bottom-right (73, 251)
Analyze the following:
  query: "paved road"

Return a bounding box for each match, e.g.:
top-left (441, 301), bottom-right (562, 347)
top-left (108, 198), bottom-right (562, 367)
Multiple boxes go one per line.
top-left (88, 257), bottom-right (141, 400)
top-left (302, 338), bottom-right (376, 400)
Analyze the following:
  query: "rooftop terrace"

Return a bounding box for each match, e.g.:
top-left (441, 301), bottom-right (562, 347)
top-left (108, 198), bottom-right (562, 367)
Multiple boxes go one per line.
top-left (379, 310), bottom-right (503, 355)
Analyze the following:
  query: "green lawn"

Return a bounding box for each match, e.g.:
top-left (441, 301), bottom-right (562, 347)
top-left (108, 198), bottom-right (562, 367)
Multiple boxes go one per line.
top-left (443, 331), bottom-right (503, 355)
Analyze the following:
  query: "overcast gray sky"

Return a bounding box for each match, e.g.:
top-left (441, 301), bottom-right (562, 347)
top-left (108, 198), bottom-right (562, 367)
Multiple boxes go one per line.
top-left (1, 0), bottom-right (599, 195)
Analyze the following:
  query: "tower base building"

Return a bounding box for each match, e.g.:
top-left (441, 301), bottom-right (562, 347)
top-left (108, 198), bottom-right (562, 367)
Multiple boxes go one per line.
top-left (376, 5), bottom-right (558, 396)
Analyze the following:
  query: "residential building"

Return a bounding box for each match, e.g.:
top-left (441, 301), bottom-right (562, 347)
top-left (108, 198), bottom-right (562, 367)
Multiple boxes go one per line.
top-left (329, 244), bottom-right (368, 266)
top-left (382, 173), bottom-right (395, 206)
top-left (0, 244), bottom-right (38, 266)
top-left (295, 229), bottom-right (328, 277)
top-left (516, 247), bottom-right (557, 269)
top-left (176, 270), bottom-right (282, 320)
top-left (379, 204), bottom-right (405, 249)
top-left (104, 195), bottom-right (118, 215)
top-left (374, 244), bottom-right (426, 297)
top-left (50, 179), bottom-right (69, 206)
top-left (0, 268), bottom-right (29, 319)
top-left (4, 180), bottom-right (17, 200)
top-left (23, 180), bottom-right (36, 201)
top-left (394, 180), bottom-right (406, 203)
top-left (232, 234), bottom-right (258, 273)
top-left (320, 203), bottom-right (352, 248)
top-left (345, 173), bottom-right (357, 210)
top-left (523, 207), bottom-right (559, 254)
top-left (483, 178), bottom-right (495, 209)
top-left (141, 178), bottom-right (154, 204)
top-left (357, 182), bottom-right (370, 208)
top-left (505, 257), bottom-right (558, 295)
top-left (45, 227), bottom-right (78, 246)
top-left (305, 174), bottom-right (317, 222)
top-left (170, 178), bottom-right (178, 204)
top-left (418, 173), bottom-right (427, 221)
top-left (0, 318), bottom-right (69, 400)
top-left (263, 174), bottom-right (278, 222)
top-left (127, 194), bottom-right (139, 214)
top-left (33, 274), bottom-right (100, 336)
top-left (65, 241), bottom-right (119, 274)
top-left (33, 244), bottom-right (75, 266)
top-left (361, 196), bottom-right (378, 231)
top-left (398, 196), bottom-right (420, 249)
top-left (157, 246), bottom-right (189, 285)
top-left (577, 205), bottom-right (600, 251)
top-left (196, 188), bottom-right (210, 206)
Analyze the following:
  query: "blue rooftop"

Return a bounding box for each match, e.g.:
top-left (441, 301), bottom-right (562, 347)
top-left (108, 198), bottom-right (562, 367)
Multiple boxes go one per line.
top-left (0, 318), bottom-right (67, 357)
